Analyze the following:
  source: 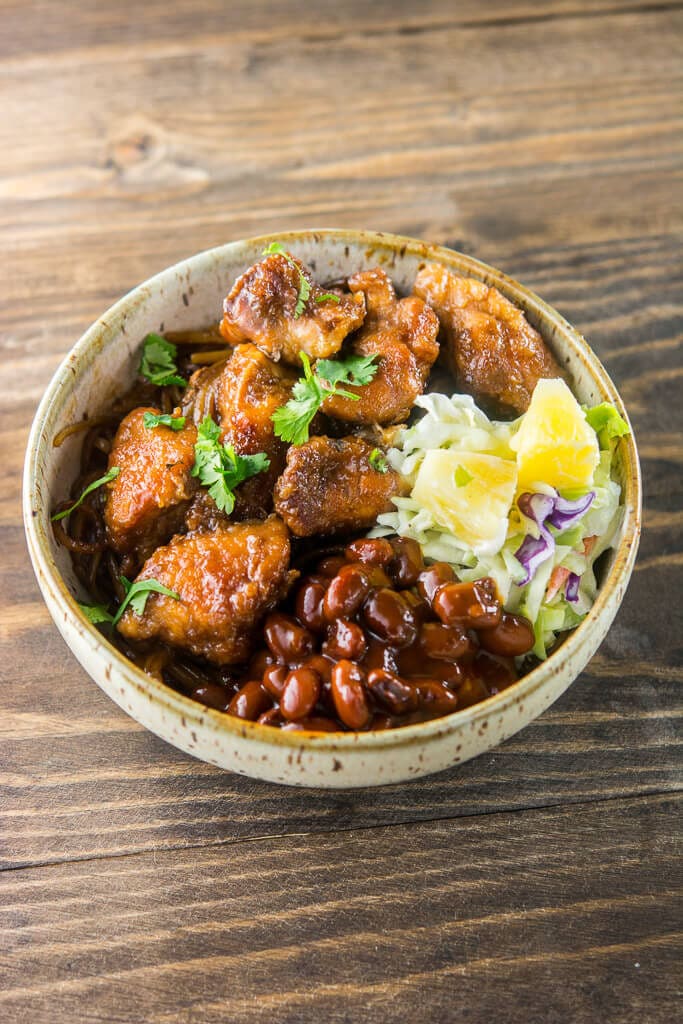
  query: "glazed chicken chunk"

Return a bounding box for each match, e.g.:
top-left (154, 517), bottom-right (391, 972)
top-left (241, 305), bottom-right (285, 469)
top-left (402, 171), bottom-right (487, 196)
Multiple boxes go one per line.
top-left (116, 516), bottom-right (293, 664)
top-left (274, 435), bottom-right (402, 537)
top-left (322, 267), bottom-right (439, 425)
top-left (413, 263), bottom-right (562, 414)
top-left (104, 407), bottom-right (198, 560)
top-left (220, 251), bottom-right (366, 365)
top-left (215, 343), bottom-right (296, 519)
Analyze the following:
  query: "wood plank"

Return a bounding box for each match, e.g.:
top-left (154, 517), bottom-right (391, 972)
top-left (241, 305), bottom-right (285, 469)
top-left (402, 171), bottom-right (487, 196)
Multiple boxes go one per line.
top-left (0, 794), bottom-right (680, 1022)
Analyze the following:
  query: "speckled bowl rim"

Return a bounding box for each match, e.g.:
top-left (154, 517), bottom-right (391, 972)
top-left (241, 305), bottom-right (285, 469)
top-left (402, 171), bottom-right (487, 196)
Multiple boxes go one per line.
top-left (23, 228), bottom-right (641, 756)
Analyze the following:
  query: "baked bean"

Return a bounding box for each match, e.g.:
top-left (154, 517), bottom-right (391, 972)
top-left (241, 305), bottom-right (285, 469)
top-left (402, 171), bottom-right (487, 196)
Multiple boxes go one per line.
top-left (280, 667), bottom-right (321, 721)
top-left (362, 636), bottom-right (400, 674)
top-left (317, 554), bottom-right (346, 577)
top-left (345, 537), bottom-right (395, 567)
top-left (258, 707), bottom-right (284, 727)
top-left (402, 590), bottom-right (431, 623)
top-left (261, 664), bottom-right (288, 700)
top-left (432, 578), bottom-right (501, 630)
top-left (413, 679), bottom-right (459, 715)
top-left (295, 579), bottom-right (327, 632)
top-left (192, 682), bottom-right (230, 711)
top-left (457, 676), bottom-right (490, 709)
top-left (281, 716), bottom-right (340, 732)
top-left (331, 660), bottom-right (372, 729)
top-left (323, 618), bottom-right (368, 661)
top-left (472, 651), bottom-right (517, 694)
top-left (369, 713), bottom-right (396, 730)
top-left (478, 612), bottom-right (535, 657)
top-left (301, 654), bottom-right (334, 683)
top-left (367, 669), bottom-right (419, 714)
top-left (417, 562), bottom-right (457, 603)
top-left (389, 536), bottom-right (424, 586)
top-left (362, 588), bottom-right (417, 647)
top-left (228, 681), bottom-right (271, 721)
top-left (420, 622), bottom-right (472, 661)
top-left (247, 648), bottom-right (274, 678)
top-left (323, 565), bottom-right (370, 620)
top-left (264, 613), bottom-right (313, 662)
top-left (398, 640), bottom-right (464, 687)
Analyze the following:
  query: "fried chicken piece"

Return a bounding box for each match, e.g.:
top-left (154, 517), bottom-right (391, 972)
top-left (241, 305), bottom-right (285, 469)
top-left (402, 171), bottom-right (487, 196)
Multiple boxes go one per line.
top-left (181, 360), bottom-right (226, 426)
top-left (274, 435), bottom-right (402, 537)
top-left (104, 407), bottom-right (198, 560)
top-left (322, 267), bottom-right (439, 425)
top-left (211, 342), bottom-right (295, 519)
top-left (413, 264), bottom-right (563, 414)
top-left (220, 252), bottom-right (366, 365)
top-left (116, 517), bottom-right (293, 665)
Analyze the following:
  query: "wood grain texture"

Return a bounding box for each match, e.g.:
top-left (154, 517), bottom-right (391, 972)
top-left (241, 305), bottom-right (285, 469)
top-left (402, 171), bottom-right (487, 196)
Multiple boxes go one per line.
top-left (1, 795), bottom-right (680, 1023)
top-left (0, 0), bottom-right (681, 1020)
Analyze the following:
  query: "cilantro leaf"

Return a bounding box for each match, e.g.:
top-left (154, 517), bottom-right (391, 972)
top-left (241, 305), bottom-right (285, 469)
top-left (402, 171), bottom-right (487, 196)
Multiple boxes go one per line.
top-left (369, 449), bottom-right (388, 473)
top-left (51, 466), bottom-right (120, 522)
top-left (316, 353), bottom-right (378, 388)
top-left (272, 351), bottom-right (380, 446)
top-left (262, 242), bottom-right (287, 256)
top-left (113, 576), bottom-right (181, 626)
top-left (139, 333), bottom-right (186, 388)
top-left (143, 411), bottom-right (186, 431)
top-left (315, 292), bottom-right (341, 304)
top-left (78, 602), bottom-right (114, 625)
top-left (261, 242), bottom-right (311, 319)
top-left (294, 274), bottom-right (311, 318)
top-left (584, 403), bottom-right (630, 449)
top-left (191, 416), bottom-right (270, 513)
top-left (454, 465), bottom-right (473, 487)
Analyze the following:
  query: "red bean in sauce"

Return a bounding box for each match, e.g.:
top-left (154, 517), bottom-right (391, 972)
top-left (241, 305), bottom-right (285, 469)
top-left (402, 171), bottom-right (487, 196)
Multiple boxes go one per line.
top-left (362, 588), bottom-right (418, 647)
top-left (264, 613), bottom-right (313, 662)
top-left (331, 660), bottom-right (372, 729)
top-left (228, 681), bottom-right (272, 721)
top-left (280, 667), bottom-right (321, 721)
top-left (432, 578), bottom-right (502, 630)
top-left (345, 537), bottom-right (395, 568)
top-left (388, 536), bottom-right (424, 587)
top-left (478, 612), bottom-right (535, 657)
top-left (420, 622), bottom-right (472, 661)
top-left (225, 536), bottom-right (533, 733)
top-left (324, 564), bottom-right (371, 620)
top-left (367, 669), bottom-right (419, 714)
top-left (323, 618), bottom-right (368, 661)
top-left (295, 579), bottom-right (327, 632)
top-left (417, 562), bottom-right (457, 603)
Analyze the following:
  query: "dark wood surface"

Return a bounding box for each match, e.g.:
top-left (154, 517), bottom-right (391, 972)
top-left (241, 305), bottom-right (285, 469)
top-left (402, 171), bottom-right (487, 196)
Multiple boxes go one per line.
top-left (1, 2), bottom-right (681, 1020)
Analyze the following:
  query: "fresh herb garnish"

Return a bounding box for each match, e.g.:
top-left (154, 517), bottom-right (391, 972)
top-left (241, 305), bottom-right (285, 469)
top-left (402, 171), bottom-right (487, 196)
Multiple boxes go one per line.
top-left (369, 448), bottom-right (388, 473)
top-left (139, 333), bottom-right (186, 388)
top-left (316, 292), bottom-right (341, 304)
top-left (316, 353), bottom-right (378, 389)
top-left (112, 576), bottom-right (181, 626)
top-left (261, 242), bottom-right (312, 318)
top-left (191, 416), bottom-right (270, 514)
top-left (78, 602), bottom-right (114, 624)
top-left (584, 403), bottom-right (629, 449)
top-left (51, 467), bottom-right (120, 522)
top-left (143, 411), bottom-right (186, 431)
top-left (454, 465), bottom-right (473, 487)
top-left (271, 351), bottom-right (379, 446)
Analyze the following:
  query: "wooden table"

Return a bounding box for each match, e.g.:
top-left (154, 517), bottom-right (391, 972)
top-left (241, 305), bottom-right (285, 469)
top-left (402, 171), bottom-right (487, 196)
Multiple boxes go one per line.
top-left (1, 2), bottom-right (681, 1020)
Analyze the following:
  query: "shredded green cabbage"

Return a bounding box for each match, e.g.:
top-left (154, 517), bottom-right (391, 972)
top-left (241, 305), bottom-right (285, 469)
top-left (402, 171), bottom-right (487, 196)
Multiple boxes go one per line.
top-left (371, 393), bottom-right (625, 658)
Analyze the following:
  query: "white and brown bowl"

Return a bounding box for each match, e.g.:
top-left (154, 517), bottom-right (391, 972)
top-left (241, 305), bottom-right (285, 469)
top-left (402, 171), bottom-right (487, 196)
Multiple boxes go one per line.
top-left (23, 230), bottom-right (641, 787)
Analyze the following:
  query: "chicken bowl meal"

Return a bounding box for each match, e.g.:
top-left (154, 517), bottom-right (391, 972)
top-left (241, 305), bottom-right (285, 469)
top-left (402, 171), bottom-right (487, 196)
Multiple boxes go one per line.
top-left (24, 231), bottom-right (640, 786)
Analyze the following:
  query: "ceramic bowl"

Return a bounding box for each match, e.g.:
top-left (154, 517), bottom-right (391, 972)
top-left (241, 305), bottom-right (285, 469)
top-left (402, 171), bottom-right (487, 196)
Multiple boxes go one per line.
top-left (23, 230), bottom-right (641, 787)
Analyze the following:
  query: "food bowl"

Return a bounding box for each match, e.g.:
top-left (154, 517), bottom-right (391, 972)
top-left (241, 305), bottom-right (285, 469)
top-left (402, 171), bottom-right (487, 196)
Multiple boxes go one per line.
top-left (23, 230), bottom-right (641, 787)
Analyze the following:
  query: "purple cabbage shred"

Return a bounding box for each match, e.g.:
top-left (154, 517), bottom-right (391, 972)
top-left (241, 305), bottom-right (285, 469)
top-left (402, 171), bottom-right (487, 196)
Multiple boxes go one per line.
top-left (514, 489), bottom-right (595, 588)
